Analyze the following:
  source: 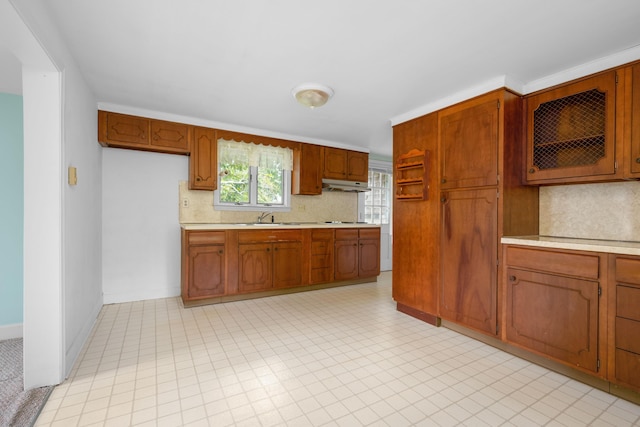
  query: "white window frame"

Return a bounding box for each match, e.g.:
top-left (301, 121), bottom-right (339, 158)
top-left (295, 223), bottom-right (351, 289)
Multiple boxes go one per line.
top-left (214, 140), bottom-right (292, 212)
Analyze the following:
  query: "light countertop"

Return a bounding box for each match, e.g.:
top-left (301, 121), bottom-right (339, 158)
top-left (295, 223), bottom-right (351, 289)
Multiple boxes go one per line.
top-left (181, 222), bottom-right (380, 230)
top-left (501, 235), bottom-right (640, 256)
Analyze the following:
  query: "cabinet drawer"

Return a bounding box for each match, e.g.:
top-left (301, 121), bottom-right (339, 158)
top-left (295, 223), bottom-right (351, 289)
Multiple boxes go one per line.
top-left (187, 231), bottom-right (225, 245)
top-left (616, 257), bottom-right (640, 285)
top-left (359, 228), bottom-right (380, 239)
top-left (238, 230), bottom-right (302, 243)
top-left (505, 246), bottom-right (599, 279)
top-left (615, 348), bottom-right (640, 388)
top-left (312, 229), bottom-right (334, 241)
top-left (335, 229), bottom-right (358, 240)
top-left (617, 285), bottom-right (640, 321)
top-left (616, 317), bottom-right (640, 353)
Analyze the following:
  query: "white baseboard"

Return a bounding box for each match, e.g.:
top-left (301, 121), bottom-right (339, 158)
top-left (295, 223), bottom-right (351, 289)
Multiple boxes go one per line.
top-left (0, 323), bottom-right (23, 340)
top-left (103, 287), bottom-right (180, 304)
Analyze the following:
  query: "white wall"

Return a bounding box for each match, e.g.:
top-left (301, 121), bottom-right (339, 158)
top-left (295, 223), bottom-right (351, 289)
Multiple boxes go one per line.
top-left (9, 0), bottom-right (103, 385)
top-left (102, 149), bottom-right (188, 303)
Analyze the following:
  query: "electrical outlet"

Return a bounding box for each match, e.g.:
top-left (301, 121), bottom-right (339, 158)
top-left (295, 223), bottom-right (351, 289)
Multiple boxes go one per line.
top-left (297, 204), bottom-right (306, 212)
top-left (182, 199), bottom-right (189, 208)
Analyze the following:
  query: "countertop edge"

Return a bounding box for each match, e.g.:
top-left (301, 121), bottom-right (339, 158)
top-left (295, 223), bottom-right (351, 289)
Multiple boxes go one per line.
top-left (181, 223), bottom-right (381, 230)
top-left (501, 235), bottom-right (640, 256)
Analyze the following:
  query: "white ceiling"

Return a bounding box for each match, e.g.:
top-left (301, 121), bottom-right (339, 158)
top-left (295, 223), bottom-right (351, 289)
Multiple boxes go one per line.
top-left (31, 1), bottom-right (640, 156)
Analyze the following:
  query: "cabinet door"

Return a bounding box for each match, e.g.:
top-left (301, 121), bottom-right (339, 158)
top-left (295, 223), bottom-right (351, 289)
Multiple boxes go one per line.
top-left (335, 239), bottom-right (359, 281)
top-left (190, 127), bottom-right (217, 190)
top-left (188, 245), bottom-right (225, 298)
top-left (150, 120), bottom-right (190, 153)
top-left (293, 144), bottom-right (322, 195)
top-left (323, 147), bottom-right (348, 179)
top-left (239, 243), bottom-right (272, 292)
top-left (439, 99), bottom-right (498, 189)
top-left (273, 242), bottom-right (303, 288)
top-left (358, 238), bottom-right (380, 278)
top-left (440, 188), bottom-right (498, 335)
top-left (506, 268), bottom-right (599, 373)
top-left (347, 151), bottom-right (369, 182)
top-left (525, 72), bottom-right (617, 184)
top-left (98, 111), bottom-right (149, 148)
top-left (629, 64), bottom-right (640, 177)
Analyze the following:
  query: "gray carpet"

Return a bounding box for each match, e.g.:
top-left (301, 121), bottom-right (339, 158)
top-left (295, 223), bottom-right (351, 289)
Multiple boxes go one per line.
top-left (0, 338), bottom-right (52, 427)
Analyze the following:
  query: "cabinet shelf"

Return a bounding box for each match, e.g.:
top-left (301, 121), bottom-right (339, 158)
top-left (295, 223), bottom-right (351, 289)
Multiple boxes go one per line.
top-left (535, 134), bottom-right (605, 149)
top-left (395, 149), bottom-right (429, 201)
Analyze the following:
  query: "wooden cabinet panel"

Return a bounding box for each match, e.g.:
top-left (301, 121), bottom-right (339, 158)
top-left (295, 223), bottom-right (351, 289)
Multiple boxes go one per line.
top-left (615, 349), bottom-right (640, 389)
top-left (323, 147), bottom-right (348, 179)
top-left (99, 111), bottom-right (149, 147)
top-left (188, 245), bottom-right (225, 298)
top-left (617, 285), bottom-right (640, 321)
top-left (181, 230), bottom-right (226, 302)
top-left (525, 72), bottom-right (617, 184)
top-left (347, 151), bottom-right (369, 182)
top-left (239, 243), bottom-right (272, 292)
top-left (98, 111), bottom-right (191, 154)
top-left (615, 256), bottom-right (640, 286)
top-left (615, 317), bottom-right (640, 354)
top-left (505, 246), bottom-right (600, 280)
top-left (629, 64), bottom-right (640, 177)
top-left (190, 127), bottom-right (217, 190)
top-left (310, 229), bottom-right (334, 284)
top-left (392, 114), bottom-right (440, 319)
top-left (273, 242), bottom-right (303, 288)
top-left (335, 239), bottom-right (359, 281)
top-left (506, 268), bottom-right (599, 372)
top-left (359, 237), bottom-right (380, 278)
top-left (440, 188), bottom-right (498, 335)
top-left (150, 120), bottom-right (190, 152)
top-left (293, 143), bottom-right (323, 195)
top-left (439, 99), bottom-right (499, 189)
top-left (322, 147), bottom-right (369, 182)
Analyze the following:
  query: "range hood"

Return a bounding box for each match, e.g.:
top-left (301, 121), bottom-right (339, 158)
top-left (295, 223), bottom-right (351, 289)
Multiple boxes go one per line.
top-left (322, 178), bottom-right (371, 192)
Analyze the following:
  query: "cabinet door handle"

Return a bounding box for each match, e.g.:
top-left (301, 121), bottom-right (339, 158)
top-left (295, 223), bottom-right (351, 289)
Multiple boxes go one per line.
top-left (196, 177), bottom-right (201, 181)
top-left (218, 249), bottom-right (223, 254)
top-left (266, 248), bottom-right (270, 252)
top-left (441, 178), bottom-right (446, 184)
top-left (440, 197), bottom-right (446, 203)
top-left (636, 157), bottom-right (640, 164)
top-left (509, 275), bottom-right (516, 282)
top-left (528, 168), bottom-right (535, 174)
top-left (274, 247), bottom-right (278, 251)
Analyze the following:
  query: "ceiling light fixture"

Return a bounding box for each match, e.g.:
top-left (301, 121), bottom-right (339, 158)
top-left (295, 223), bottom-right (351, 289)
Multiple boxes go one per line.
top-left (292, 83), bottom-right (334, 109)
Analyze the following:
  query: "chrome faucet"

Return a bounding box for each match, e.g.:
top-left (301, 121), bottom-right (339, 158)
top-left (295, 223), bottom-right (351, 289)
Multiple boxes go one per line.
top-left (257, 211), bottom-right (273, 223)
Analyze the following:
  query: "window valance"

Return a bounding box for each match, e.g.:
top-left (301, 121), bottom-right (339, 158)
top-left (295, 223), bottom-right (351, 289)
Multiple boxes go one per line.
top-left (218, 139), bottom-right (293, 171)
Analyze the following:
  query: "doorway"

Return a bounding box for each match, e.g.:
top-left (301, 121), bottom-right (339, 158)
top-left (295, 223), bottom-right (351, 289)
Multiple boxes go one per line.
top-left (359, 160), bottom-right (393, 271)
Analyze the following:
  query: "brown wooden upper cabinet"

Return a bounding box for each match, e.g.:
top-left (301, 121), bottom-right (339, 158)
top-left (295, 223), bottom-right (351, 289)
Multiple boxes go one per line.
top-left (293, 143), bottom-right (323, 195)
top-left (439, 98), bottom-right (499, 189)
top-left (322, 147), bottom-right (369, 182)
top-left (98, 110), bottom-right (190, 155)
top-left (190, 127), bottom-right (217, 190)
top-left (627, 63), bottom-right (640, 179)
top-left (524, 71), bottom-right (617, 184)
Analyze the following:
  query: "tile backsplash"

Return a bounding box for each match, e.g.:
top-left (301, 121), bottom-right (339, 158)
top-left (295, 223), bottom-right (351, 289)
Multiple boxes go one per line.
top-left (539, 180), bottom-right (640, 242)
top-left (178, 181), bottom-right (358, 224)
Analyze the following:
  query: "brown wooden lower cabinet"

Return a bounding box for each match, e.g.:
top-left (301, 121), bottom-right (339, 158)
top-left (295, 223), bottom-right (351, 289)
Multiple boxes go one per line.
top-left (335, 228), bottom-right (380, 281)
top-left (505, 268), bottom-right (599, 373)
top-left (181, 230), bottom-right (227, 300)
top-left (182, 226), bottom-right (380, 304)
top-left (503, 245), bottom-right (640, 396)
top-left (610, 256), bottom-right (640, 391)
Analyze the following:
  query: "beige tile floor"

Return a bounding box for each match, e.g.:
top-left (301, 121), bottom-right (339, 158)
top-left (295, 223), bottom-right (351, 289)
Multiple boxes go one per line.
top-left (36, 272), bottom-right (640, 426)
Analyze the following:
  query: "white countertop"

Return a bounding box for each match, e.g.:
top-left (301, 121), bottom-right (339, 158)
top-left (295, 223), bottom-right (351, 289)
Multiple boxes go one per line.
top-left (181, 222), bottom-right (380, 230)
top-left (501, 235), bottom-right (640, 256)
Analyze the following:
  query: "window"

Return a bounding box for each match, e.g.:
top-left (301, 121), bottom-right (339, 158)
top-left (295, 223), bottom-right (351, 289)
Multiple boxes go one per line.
top-left (364, 168), bottom-right (392, 225)
top-left (214, 139), bottom-right (292, 211)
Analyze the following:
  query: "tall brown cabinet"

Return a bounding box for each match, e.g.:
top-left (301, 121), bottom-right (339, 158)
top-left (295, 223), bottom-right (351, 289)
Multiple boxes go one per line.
top-left (393, 89), bottom-right (539, 336)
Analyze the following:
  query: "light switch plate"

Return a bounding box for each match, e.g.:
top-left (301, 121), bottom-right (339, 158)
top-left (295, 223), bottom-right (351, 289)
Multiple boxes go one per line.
top-left (68, 166), bottom-right (77, 185)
